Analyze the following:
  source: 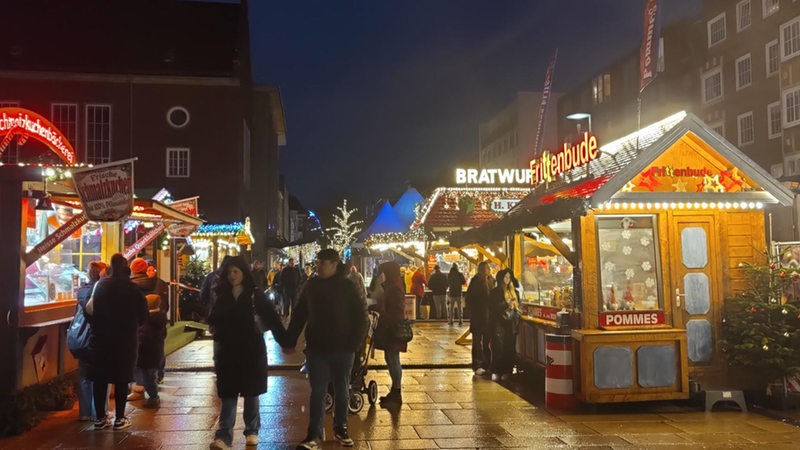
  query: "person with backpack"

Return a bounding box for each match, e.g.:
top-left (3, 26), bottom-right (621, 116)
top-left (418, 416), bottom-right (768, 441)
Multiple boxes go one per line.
top-left (73, 261), bottom-right (107, 421)
top-left (447, 265), bottom-right (467, 325)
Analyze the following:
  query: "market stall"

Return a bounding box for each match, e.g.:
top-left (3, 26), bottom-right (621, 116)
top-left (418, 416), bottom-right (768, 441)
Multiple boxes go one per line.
top-left (452, 111), bottom-right (795, 403)
top-left (192, 219), bottom-right (254, 271)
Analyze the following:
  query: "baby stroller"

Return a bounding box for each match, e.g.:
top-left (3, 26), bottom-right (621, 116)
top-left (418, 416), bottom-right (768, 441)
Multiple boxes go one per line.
top-left (325, 310), bottom-right (380, 414)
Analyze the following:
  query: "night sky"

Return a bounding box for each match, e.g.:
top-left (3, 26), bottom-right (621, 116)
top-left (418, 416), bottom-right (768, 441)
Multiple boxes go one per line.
top-left (248, 1), bottom-right (700, 213)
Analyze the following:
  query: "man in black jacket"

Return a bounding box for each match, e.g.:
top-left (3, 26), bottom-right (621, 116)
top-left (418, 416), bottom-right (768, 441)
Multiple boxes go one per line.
top-left (427, 265), bottom-right (448, 319)
top-left (288, 249), bottom-right (368, 449)
top-left (279, 258), bottom-right (302, 317)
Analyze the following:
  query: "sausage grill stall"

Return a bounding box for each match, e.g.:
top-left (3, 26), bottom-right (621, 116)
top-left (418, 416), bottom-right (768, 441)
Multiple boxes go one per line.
top-left (453, 111), bottom-right (794, 404)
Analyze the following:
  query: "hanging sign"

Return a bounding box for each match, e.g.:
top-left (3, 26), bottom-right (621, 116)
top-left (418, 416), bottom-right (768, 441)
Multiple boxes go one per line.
top-left (0, 107), bottom-right (77, 164)
top-left (124, 223), bottom-right (166, 260)
top-left (530, 132), bottom-right (600, 185)
top-left (166, 196), bottom-right (199, 237)
top-left (490, 198), bottom-right (521, 213)
top-left (24, 212), bottom-right (89, 266)
top-left (600, 311), bottom-right (665, 327)
top-left (73, 158), bottom-right (135, 221)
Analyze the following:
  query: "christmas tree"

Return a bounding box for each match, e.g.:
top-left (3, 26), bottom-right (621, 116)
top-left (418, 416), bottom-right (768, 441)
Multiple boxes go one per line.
top-left (325, 199), bottom-right (363, 256)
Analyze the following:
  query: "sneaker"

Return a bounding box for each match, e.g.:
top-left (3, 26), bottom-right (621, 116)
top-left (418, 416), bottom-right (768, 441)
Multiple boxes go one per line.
top-left (142, 397), bottom-right (160, 409)
top-left (334, 427), bottom-right (354, 447)
top-left (295, 435), bottom-right (322, 450)
top-left (474, 368), bottom-right (487, 376)
top-left (209, 438), bottom-right (231, 450)
top-left (491, 373), bottom-right (500, 381)
top-left (245, 434), bottom-right (259, 446)
top-left (93, 417), bottom-right (112, 430)
top-left (126, 390), bottom-right (145, 401)
top-left (113, 417), bottom-right (132, 430)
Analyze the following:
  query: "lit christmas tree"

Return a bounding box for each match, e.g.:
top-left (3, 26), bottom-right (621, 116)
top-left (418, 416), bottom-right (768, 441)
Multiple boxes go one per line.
top-left (325, 199), bottom-right (363, 256)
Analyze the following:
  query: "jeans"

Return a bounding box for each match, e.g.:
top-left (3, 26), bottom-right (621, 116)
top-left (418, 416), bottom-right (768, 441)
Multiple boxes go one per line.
top-left (471, 329), bottom-right (491, 371)
top-left (94, 381), bottom-right (127, 420)
top-left (415, 295), bottom-right (423, 319)
top-left (158, 353), bottom-right (166, 381)
top-left (215, 396), bottom-right (260, 445)
top-left (432, 295), bottom-right (447, 319)
top-left (77, 360), bottom-right (95, 418)
top-left (447, 295), bottom-right (463, 324)
top-left (383, 350), bottom-right (402, 390)
top-left (135, 367), bottom-right (159, 399)
top-left (306, 350), bottom-right (354, 438)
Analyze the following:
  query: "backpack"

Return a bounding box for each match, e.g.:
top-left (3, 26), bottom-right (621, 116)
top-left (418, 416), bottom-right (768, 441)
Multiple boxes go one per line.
top-left (67, 283), bottom-right (96, 359)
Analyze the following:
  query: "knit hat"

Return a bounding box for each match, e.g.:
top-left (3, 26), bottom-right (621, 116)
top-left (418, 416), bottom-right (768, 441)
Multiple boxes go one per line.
top-left (130, 257), bottom-right (148, 275)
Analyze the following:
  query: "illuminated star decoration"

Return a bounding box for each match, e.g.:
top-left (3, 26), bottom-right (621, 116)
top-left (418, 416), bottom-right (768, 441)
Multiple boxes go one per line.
top-left (636, 167), bottom-right (660, 192)
top-left (621, 181), bottom-right (637, 192)
top-left (720, 167), bottom-right (749, 191)
top-left (672, 178), bottom-right (687, 192)
top-left (702, 174), bottom-right (726, 193)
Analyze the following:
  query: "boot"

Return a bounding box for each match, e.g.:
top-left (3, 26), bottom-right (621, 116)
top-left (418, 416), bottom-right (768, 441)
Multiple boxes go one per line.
top-left (379, 388), bottom-right (402, 404)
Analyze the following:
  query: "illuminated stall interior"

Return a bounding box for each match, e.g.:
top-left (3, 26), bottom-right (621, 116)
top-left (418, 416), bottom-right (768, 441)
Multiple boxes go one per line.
top-left (192, 219), bottom-right (254, 271)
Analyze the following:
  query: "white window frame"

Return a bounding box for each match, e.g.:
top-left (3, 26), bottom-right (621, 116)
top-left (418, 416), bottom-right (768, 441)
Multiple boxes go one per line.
top-left (771, 162), bottom-right (784, 178)
top-left (766, 39), bottom-right (780, 77)
top-left (768, 101), bottom-right (783, 139)
top-left (84, 104), bottom-right (112, 164)
top-left (737, 0), bottom-right (751, 31)
top-left (166, 147), bottom-right (190, 178)
top-left (50, 103), bottom-right (79, 148)
top-left (702, 67), bottom-right (724, 104)
top-left (780, 16), bottom-right (800, 61)
top-left (783, 85), bottom-right (800, 128)
top-left (738, 111), bottom-right (755, 146)
top-left (763, 0), bottom-right (780, 18)
top-left (709, 120), bottom-right (725, 137)
top-left (708, 12), bottom-right (727, 48)
top-left (735, 53), bottom-right (752, 90)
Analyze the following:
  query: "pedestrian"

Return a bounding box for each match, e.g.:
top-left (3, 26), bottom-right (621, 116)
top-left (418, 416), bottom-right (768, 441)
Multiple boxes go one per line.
top-left (207, 256), bottom-right (291, 450)
top-left (403, 265), bottom-right (414, 294)
top-left (129, 257), bottom-right (170, 389)
top-left (279, 257), bottom-right (302, 317)
top-left (199, 255), bottom-right (233, 321)
top-left (74, 260), bottom-right (107, 421)
top-left (410, 266), bottom-right (427, 319)
top-left (251, 260), bottom-right (268, 292)
top-left (346, 261), bottom-right (367, 300)
top-left (128, 294), bottom-right (167, 408)
top-left (287, 249), bottom-right (368, 449)
top-left (85, 253), bottom-right (148, 431)
top-left (427, 265), bottom-right (448, 319)
top-left (447, 264), bottom-right (466, 325)
top-left (489, 268), bottom-right (520, 381)
top-left (465, 262), bottom-right (492, 376)
top-left (370, 261), bottom-right (407, 406)
top-left (267, 260), bottom-right (281, 288)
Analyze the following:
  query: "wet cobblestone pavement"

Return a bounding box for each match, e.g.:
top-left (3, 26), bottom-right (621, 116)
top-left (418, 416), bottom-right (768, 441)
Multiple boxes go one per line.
top-left (2, 323), bottom-right (800, 449)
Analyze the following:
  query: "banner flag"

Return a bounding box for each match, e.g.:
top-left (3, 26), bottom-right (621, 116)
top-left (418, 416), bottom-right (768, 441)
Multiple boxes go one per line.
top-left (124, 223), bottom-right (166, 260)
top-left (532, 49), bottom-right (558, 159)
top-left (72, 158), bottom-right (136, 222)
top-left (166, 196), bottom-right (200, 238)
top-left (639, 0), bottom-right (662, 92)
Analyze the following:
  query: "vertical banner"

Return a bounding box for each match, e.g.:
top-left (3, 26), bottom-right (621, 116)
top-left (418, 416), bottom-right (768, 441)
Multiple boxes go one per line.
top-left (124, 223), bottom-right (166, 260)
top-left (639, 0), bottom-right (662, 92)
top-left (72, 158), bottom-right (136, 221)
top-left (532, 49), bottom-right (558, 159)
top-left (166, 196), bottom-right (200, 237)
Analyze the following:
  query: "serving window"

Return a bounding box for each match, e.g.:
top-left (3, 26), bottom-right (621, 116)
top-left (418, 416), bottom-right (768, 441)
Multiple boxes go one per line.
top-left (519, 231), bottom-right (573, 308)
top-left (596, 215), bottom-right (663, 312)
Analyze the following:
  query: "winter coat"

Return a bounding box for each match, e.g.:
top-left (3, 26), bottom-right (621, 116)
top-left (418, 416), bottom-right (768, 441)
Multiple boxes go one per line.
top-left (347, 271), bottom-right (367, 300)
top-left (428, 271), bottom-right (448, 295)
top-left (410, 270), bottom-right (427, 298)
top-left (448, 270), bottom-right (466, 297)
top-left (86, 277), bottom-right (148, 384)
top-left (279, 266), bottom-right (302, 293)
top-left (370, 283), bottom-right (408, 353)
top-left (287, 274), bottom-right (369, 355)
top-left (137, 310), bottom-right (168, 369)
top-left (488, 285), bottom-right (520, 336)
top-left (208, 287), bottom-right (289, 398)
top-left (466, 274), bottom-right (491, 333)
top-left (131, 273), bottom-right (170, 313)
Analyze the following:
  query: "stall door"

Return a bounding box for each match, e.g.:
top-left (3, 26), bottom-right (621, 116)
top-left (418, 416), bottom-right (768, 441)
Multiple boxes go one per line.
top-left (670, 216), bottom-right (721, 366)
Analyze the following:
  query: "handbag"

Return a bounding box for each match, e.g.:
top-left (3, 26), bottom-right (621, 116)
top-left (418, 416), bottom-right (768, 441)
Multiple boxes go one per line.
top-left (393, 319), bottom-right (414, 343)
top-left (67, 283), bottom-right (97, 359)
top-left (502, 308), bottom-right (521, 334)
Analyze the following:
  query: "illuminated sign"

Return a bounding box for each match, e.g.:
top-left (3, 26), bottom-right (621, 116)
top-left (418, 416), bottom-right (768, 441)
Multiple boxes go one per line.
top-left (0, 107), bottom-right (76, 164)
top-left (455, 168), bottom-right (531, 185)
top-left (490, 198), bottom-right (521, 213)
top-left (529, 132), bottom-right (599, 185)
top-left (600, 311), bottom-right (665, 327)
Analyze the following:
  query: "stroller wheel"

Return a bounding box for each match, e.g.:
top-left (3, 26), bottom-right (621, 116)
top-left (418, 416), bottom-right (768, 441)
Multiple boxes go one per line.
top-left (367, 380), bottom-right (378, 405)
top-left (324, 392), bottom-right (333, 412)
top-left (348, 391), bottom-right (364, 413)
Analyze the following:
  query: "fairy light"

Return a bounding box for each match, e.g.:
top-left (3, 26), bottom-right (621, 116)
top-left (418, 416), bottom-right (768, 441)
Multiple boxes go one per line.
top-left (598, 200), bottom-right (772, 211)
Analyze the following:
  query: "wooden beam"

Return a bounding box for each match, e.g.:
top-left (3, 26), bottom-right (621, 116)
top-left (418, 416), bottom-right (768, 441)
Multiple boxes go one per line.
top-left (522, 235), bottom-right (559, 255)
top-left (456, 249), bottom-right (480, 266)
top-left (474, 245), bottom-right (503, 267)
top-left (537, 224), bottom-right (577, 266)
top-left (389, 246), bottom-right (424, 265)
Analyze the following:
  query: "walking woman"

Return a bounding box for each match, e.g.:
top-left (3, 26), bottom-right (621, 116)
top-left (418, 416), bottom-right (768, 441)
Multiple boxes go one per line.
top-left (465, 262), bottom-right (492, 376)
top-left (207, 256), bottom-right (291, 450)
top-left (488, 268), bottom-right (520, 381)
top-left (85, 254), bottom-right (148, 430)
top-left (370, 261), bottom-right (407, 405)
top-left (75, 261), bottom-right (107, 421)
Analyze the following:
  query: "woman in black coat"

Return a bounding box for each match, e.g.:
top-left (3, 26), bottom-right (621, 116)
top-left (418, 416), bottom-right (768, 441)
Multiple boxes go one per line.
top-left (488, 268), bottom-right (520, 381)
top-left (207, 256), bottom-right (290, 450)
top-left (370, 261), bottom-right (407, 405)
top-left (86, 254), bottom-right (148, 431)
top-left (465, 261), bottom-right (492, 376)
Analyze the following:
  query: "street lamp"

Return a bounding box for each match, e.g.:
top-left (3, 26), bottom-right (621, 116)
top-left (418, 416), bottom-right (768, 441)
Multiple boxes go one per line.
top-left (566, 112), bottom-right (592, 133)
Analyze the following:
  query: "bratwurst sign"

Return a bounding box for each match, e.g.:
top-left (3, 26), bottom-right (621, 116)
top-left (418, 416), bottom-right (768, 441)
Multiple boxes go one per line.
top-left (73, 158), bottom-right (135, 221)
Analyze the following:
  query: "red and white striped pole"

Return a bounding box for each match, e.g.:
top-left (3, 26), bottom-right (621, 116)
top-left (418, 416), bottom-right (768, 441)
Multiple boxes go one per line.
top-left (545, 333), bottom-right (577, 410)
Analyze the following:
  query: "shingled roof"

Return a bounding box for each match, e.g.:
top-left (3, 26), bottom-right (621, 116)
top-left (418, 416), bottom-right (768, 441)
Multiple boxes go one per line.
top-left (412, 187), bottom-right (530, 231)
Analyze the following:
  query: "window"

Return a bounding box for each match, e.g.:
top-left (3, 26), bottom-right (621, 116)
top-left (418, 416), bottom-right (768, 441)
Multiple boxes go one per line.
top-left (51, 103), bottom-right (78, 148)
top-left (781, 17), bottom-right (800, 60)
top-left (763, 0), bottom-right (779, 18)
top-left (768, 101), bottom-right (783, 138)
top-left (0, 101), bottom-right (19, 163)
top-left (771, 163), bottom-right (784, 178)
top-left (592, 73), bottom-right (611, 104)
top-left (737, 0), bottom-right (751, 31)
top-left (702, 67), bottom-right (723, 104)
top-left (738, 111), bottom-right (755, 146)
top-left (597, 215), bottom-right (663, 312)
top-left (784, 86), bottom-right (800, 127)
top-left (85, 104), bottom-right (111, 164)
top-left (710, 120), bottom-right (724, 137)
top-left (736, 54), bottom-right (752, 90)
top-left (166, 106), bottom-right (190, 128)
top-left (708, 13), bottom-right (726, 47)
top-left (766, 39), bottom-right (780, 76)
top-left (166, 147), bottom-right (190, 177)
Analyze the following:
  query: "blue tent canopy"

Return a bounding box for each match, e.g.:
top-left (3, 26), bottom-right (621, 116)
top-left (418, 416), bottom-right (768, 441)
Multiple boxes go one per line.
top-left (392, 187), bottom-right (424, 228)
top-left (360, 200), bottom-right (407, 240)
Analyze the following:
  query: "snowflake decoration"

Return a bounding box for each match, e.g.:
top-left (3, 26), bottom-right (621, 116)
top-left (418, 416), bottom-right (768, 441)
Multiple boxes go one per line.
top-left (641, 261), bottom-right (652, 271)
top-left (625, 268), bottom-right (635, 279)
top-left (645, 277), bottom-right (655, 288)
top-left (604, 261), bottom-right (616, 272)
top-left (622, 246), bottom-right (632, 255)
top-left (621, 230), bottom-right (632, 240)
top-left (601, 241), bottom-right (612, 252)
top-left (640, 237), bottom-right (651, 247)
top-left (646, 295), bottom-right (657, 304)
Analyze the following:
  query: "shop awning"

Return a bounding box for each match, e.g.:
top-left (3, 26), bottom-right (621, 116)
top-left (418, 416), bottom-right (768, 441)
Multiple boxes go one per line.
top-left (49, 193), bottom-right (203, 226)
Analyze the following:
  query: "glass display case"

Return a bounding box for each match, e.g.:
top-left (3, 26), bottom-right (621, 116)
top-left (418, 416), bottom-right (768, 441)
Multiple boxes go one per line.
top-left (519, 254), bottom-right (573, 308)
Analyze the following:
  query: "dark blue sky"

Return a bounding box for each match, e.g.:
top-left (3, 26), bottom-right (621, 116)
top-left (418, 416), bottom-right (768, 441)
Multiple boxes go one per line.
top-left (249, 1), bottom-right (700, 211)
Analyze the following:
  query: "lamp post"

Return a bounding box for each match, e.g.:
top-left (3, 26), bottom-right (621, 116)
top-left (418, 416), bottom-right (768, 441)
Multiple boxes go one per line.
top-left (566, 112), bottom-right (592, 133)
